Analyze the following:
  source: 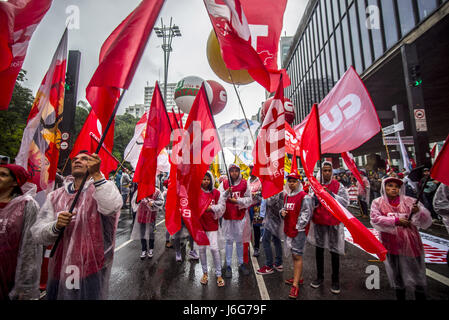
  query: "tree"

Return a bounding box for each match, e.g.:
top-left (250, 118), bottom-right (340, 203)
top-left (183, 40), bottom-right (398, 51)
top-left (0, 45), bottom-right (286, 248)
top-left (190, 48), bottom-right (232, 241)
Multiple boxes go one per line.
top-left (113, 113), bottom-right (138, 167)
top-left (0, 70), bottom-right (34, 159)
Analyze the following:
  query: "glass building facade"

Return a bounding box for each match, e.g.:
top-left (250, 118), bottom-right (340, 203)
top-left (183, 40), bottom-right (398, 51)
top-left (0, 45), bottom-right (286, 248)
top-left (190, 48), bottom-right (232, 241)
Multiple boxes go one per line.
top-left (284, 0), bottom-right (448, 125)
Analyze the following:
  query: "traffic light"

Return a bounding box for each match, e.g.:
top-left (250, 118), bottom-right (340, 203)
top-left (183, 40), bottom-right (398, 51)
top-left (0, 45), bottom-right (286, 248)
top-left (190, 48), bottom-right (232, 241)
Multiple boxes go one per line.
top-left (410, 65), bottom-right (422, 87)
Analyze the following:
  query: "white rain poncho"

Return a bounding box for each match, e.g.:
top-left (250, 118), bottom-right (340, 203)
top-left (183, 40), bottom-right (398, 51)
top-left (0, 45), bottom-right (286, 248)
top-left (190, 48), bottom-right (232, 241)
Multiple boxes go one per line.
top-left (433, 183), bottom-right (449, 234)
top-left (307, 175), bottom-right (349, 255)
top-left (31, 176), bottom-right (122, 300)
top-left (262, 192), bottom-right (284, 240)
top-left (130, 188), bottom-right (163, 241)
top-left (0, 183), bottom-right (41, 300)
top-left (370, 178), bottom-right (432, 290)
top-left (218, 168), bottom-right (253, 243)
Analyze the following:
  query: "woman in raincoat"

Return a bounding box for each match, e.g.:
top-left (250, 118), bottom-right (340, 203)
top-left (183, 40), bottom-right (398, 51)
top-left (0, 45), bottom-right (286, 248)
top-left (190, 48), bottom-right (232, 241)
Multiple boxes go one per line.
top-left (370, 176), bottom-right (432, 300)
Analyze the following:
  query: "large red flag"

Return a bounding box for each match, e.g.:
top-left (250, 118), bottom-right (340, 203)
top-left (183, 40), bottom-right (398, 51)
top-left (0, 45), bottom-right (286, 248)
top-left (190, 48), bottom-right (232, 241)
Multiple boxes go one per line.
top-left (294, 67), bottom-right (381, 153)
top-left (86, 0), bottom-right (164, 128)
top-left (134, 82), bottom-right (172, 202)
top-left (341, 151), bottom-right (365, 191)
top-left (252, 78), bottom-right (285, 199)
top-left (165, 84), bottom-right (221, 245)
top-left (203, 0), bottom-right (290, 92)
top-left (285, 122), bottom-right (300, 156)
top-left (300, 105), bottom-right (387, 261)
top-left (15, 29), bottom-right (67, 193)
top-left (0, 0), bottom-right (52, 110)
top-left (431, 134), bottom-right (449, 186)
top-left (70, 110), bottom-right (118, 177)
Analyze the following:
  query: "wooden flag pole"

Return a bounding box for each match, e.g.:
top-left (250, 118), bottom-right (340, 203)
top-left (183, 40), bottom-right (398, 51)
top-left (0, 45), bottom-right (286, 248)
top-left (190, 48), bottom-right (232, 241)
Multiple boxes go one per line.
top-left (50, 89), bottom-right (127, 258)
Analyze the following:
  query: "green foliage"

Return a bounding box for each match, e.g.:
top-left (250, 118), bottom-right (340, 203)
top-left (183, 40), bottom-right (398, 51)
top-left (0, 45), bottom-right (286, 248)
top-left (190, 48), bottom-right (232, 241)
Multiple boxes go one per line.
top-left (113, 112), bottom-right (138, 168)
top-left (0, 70), bottom-right (34, 159)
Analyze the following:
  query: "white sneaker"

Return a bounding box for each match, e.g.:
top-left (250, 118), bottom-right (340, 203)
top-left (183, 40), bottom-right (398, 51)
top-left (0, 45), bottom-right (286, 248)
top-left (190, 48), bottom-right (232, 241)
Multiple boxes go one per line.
top-left (188, 250), bottom-right (199, 260)
top-left (147, 249), bottom-right (153, 258)
top-left (140, 251), bottom-right (147, 260)
top-left (176, 251), bottom-right (182, 262)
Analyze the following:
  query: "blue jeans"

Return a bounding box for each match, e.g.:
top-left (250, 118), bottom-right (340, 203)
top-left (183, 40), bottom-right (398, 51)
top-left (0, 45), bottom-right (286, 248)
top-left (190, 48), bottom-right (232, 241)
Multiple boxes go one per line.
top-left (262, 228), bottom-right (283, 267)
top-left (225, 240), bottom-right (243, 267)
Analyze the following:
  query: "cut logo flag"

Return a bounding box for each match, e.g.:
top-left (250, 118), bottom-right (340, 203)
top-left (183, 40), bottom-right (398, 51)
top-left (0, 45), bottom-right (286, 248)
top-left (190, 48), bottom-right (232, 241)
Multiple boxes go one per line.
top-left (70, 110), bottom-right (118, 177)
top-left (285, 122), bottom-right (300, 155)
top-left (300, 104), bottom-right (387, 261)
top-left (252, 78), bottom-right (285, 199)
top-left (86, 0), bottom-right (164, 129)
top-left (203, 0), bottom-right (290, 92)
top-left (341, 151), bottom-right (364, 191)
top-left (0, 0), bottom-right (52, 110)
top-left (165, 84), bottom-right (221, 245)
top-left (431, 134), bottom-right (449, 186)
top-left (294, 67), bottom-right (381, 153)
top-left (15, 29), bottom-right (67, 193)
top-left (134, 82), bottom-right (172, 202)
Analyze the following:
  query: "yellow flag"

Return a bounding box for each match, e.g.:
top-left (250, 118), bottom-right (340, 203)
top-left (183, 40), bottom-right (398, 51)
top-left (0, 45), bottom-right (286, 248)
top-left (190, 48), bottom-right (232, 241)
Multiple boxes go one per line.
top-left (234, 154), bottom-right (250, 180)
top-left (211, 154), bottom-right (220, 188)
top-left (284, 154), bottom-right (291, 174)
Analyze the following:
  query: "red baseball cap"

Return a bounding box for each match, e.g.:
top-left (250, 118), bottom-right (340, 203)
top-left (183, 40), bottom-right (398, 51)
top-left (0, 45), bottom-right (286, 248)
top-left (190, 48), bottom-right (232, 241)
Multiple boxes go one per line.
top-left (383, 176), bottom-right (403, 187)
top-left (287, 172), bottom-right (301, 181)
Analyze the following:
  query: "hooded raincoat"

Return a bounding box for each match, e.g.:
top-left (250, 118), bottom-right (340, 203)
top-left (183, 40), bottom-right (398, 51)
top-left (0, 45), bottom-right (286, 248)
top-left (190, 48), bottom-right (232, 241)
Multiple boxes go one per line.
top-left (370, 178), bottom-right (432, 290)
top-left (0, 183), bottom-right (41, 300)
top-left (130, 188), bottom-right (164, 241)
top-left (433, 183), bottom-right (449, 234)
top-left (31, 176), bottom-right (122, 300)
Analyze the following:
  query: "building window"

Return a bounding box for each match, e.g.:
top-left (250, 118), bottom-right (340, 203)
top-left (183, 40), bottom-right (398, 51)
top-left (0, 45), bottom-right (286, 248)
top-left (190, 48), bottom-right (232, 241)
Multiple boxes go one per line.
top-left (329, 34), bottom-right (339, 82)
top-left (319, 1), bottom-right (328, 45)
top-left (349, 4), bottom-right (363, 73)
top-left (381, 0), bottom-right (399, 50)
top-left (417, 0), bottom-right (438, 21)
top-left (397, 0), bottom-right (416, 37)
top-left (357, 0), bottom-right (373, 69)
top-left (368, 0), bottom-right (384, 60)
top-left (326, 0), bottom-right (335, 37)
top-left (341, 15), bottom-right (353, 71)
top-left (335, 25), bottom-right (345, 78)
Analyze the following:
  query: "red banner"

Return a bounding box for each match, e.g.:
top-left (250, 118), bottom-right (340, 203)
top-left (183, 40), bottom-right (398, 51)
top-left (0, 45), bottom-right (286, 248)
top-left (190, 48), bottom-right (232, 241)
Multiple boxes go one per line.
top-left (252, 78), bottom-right (285, 199)
top-left (341, 151), bottom-right (365, 191)
top-left (431, 134), bottom-right (449, 186)
top-left (294, 67), bottom-right (381, 154)
top-left (285, 122), bottom-right (300, 155)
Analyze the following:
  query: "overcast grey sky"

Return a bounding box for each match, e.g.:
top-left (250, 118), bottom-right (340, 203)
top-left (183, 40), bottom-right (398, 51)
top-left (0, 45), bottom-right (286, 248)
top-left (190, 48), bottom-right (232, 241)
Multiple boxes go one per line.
top-left (22, 0), bottom-right (308, 127)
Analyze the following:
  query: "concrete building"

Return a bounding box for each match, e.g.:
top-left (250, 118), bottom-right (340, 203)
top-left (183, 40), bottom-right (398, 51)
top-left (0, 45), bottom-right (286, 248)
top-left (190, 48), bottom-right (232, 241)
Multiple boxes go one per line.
top-left (283, 0), bottom-right (449, 169)
top-left (124, 104), bottom-right (146, 119)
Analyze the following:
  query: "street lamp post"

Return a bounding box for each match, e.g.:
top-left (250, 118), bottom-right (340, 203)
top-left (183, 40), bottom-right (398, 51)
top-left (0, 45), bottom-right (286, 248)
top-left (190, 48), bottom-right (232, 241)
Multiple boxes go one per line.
top-left (154, 17), bottom-right (182, 104)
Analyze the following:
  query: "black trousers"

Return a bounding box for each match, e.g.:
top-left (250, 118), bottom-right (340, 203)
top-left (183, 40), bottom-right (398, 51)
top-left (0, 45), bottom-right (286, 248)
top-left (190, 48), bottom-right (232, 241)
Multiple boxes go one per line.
top-left (315, 246), bottom-right (340, 283)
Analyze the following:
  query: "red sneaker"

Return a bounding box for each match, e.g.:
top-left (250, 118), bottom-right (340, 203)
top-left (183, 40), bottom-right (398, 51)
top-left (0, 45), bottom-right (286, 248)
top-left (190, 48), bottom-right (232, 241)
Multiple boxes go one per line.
top-left (285, 278), bottom-right (304, 285)
top-left (288, 285), bottom-right (299, 299)
top-left (256, 265), bottom-right (274, 275)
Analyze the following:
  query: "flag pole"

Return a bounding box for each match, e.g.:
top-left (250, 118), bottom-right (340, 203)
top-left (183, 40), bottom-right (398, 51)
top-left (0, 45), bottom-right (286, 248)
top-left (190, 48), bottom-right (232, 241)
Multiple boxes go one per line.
top-left (381, 129), bottom-right (392, 169)
top-left (50, 89), bottom-right (127, 258)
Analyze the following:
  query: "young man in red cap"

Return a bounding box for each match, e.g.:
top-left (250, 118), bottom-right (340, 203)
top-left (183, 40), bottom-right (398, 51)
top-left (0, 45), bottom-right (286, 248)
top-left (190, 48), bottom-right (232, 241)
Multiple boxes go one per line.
top-left (0, 164), bottom-right (41, 300)
top-left (31, 151), bottom-right (122, 300)
top-left (280, 172), bottom-right (313, 299)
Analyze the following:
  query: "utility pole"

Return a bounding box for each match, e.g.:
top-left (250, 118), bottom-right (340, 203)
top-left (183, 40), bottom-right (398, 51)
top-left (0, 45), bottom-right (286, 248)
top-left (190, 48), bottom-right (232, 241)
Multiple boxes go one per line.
top-left (154, 17), bottom-right (181, 104)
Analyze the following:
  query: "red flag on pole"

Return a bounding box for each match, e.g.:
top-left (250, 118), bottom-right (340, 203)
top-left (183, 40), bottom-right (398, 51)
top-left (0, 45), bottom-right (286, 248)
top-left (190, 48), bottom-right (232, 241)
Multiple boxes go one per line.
top-left (252, 77), bottom-right (285, 199)
top-left (134, 82), bottom-right (172, 202)
top-left (203, 0), bottom-right (290, 92)
top-left (285, 122), bottom-right (300, 156)
top-left (294, 67), bottom-right (381, 153)
top-left (431, 134), bottom-right (449, 186)
top-left (167, 111), bottom-right (184, 130)
top-left (0, 0), bottom-right (52, 110)
top-left (86, 0), bottom-right (164, 128)
top-left (70, 110), bottom-right (118, 177)
top-left (15, 29), bottom-right (67, 193)
top-left (300, 104), bottom-right (387, 261)
top-left (341, 151), bottom-right (365, 191)
top-left (165, 84), bottom-right (221, 245)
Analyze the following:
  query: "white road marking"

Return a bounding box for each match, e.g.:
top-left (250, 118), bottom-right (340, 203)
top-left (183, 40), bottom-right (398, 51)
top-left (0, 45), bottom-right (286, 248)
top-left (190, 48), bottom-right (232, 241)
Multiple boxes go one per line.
top-left (249, 242), bottom-right (270, 300)
top-left (426, 269), bottom-right (449, 287)
top-left (114, 219), bottom-right (166, 253)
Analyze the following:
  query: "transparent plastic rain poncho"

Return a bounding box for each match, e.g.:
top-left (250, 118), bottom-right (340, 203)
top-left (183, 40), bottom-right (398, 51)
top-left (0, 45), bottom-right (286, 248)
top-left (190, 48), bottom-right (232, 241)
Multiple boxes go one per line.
top-left (433, 183), bottom-right (449, 234)
top-left (263, 192), bottom-right (285, 240)
top-left (307, 178), bottom-right (349, 255)
top-left (370, 178), bottom-right (432, 290)
top-left (130, 188), bottom-right (163, 241)
top-left (218, 170), bottom-right (253, 243)
top-left (0, 183), bottom-right (41, 300)
top-left (30, 177), bottom-right (122, 300)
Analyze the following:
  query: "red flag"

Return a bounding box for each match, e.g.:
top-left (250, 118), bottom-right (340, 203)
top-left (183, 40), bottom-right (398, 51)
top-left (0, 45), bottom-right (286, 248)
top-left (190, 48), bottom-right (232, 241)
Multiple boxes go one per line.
top-left (300, 105), bottom-right (387, 261)
top-left (291, 148), bottom-right (299, 175)
top-left (167, 110), bottom-right (184, 130)
top-left (203, 0), bottom-right (290, 92)
top-left (285, 122), bottom-right (300, 155)
top-left (134, 82), bottom-right (172, 202)
top-left (0, 0), bottom-right (52, 110)
top-left (294, 67), bottom-right (381, 153)
top-left (341, 151), bottom-right (364, 191)
top-left (430, 144), bottom-right (437, 159)
top-left (70, 110), bottom-right (118, 177)
top-left (252, 78), bottom-right (285, 199)
top-left (15, 29), bottom-right (67, 193)
top-left (165, 84), bottom-right (221, 245)
top-left (431, 134), bottom-right (449, 186)
top-left (86, 0), bottom-right (164, 128)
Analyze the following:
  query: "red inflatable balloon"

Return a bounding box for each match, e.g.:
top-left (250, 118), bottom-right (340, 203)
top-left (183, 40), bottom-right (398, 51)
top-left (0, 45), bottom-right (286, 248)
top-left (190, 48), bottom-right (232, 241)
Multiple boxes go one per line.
top-left (261, 97), bottom-right (295, 124)
top-left (205, 80), bottom-right (227, 115)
